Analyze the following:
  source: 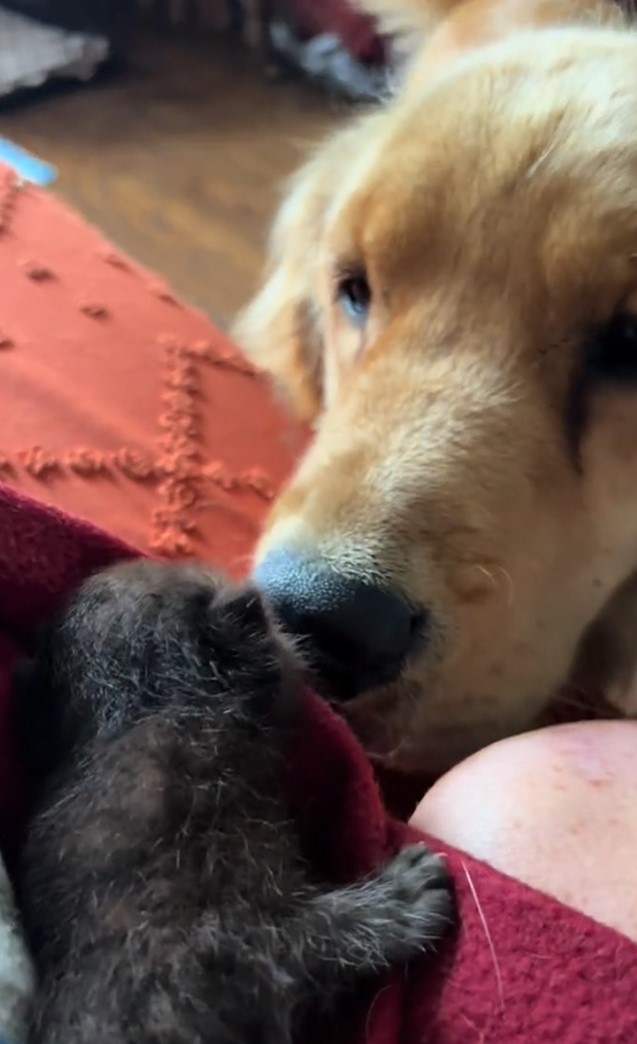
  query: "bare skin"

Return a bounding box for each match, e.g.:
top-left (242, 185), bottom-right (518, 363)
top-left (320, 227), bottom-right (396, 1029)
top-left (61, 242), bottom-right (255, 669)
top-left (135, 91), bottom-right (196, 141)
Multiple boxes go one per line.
top-left (412, 721), bottom-right (637, 942)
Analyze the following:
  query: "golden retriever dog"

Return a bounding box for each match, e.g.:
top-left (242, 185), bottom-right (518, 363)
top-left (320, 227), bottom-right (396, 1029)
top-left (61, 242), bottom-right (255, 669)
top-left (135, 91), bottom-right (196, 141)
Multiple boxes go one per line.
top-left (236, 0), bottom-right (637, 774)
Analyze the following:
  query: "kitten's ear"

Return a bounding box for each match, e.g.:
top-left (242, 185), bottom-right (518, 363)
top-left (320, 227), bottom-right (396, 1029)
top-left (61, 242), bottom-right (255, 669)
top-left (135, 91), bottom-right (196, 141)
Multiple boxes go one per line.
top-left (12, 646), bottom-right (64, 781)
top-left (12, 655), bottom-right (36, 692)
top-left (214, 584), bottom-right (271, 635)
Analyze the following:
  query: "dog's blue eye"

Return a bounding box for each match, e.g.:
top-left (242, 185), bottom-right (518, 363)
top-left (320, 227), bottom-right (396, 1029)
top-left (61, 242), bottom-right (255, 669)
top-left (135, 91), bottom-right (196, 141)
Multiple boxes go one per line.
top-left (567, 312), bottom-right (637, 462)
top-left (338, 275), bottom-right (371, 325)
top-left (587, 313), bottom-right (637, 379)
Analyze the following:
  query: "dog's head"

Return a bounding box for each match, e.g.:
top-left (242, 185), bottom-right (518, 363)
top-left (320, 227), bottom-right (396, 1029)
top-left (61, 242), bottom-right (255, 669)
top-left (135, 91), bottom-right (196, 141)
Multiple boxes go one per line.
top-left (237, 0), bottom-right (637, 772)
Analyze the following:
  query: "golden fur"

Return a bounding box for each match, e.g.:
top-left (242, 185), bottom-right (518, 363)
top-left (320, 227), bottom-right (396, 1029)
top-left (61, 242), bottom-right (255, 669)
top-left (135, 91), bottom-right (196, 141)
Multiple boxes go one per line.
top-left (236, 0), bottom-right (637, 773)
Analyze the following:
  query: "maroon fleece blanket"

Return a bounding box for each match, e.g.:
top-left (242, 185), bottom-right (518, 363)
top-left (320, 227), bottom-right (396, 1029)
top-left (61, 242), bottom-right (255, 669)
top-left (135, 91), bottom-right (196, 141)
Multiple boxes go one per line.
top-left (1, 482), bottom-right (636, 1042)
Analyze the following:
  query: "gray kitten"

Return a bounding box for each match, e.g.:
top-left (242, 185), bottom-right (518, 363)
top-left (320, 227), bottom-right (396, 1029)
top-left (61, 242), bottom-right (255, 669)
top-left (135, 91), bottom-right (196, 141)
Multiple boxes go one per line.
top-left (14, 560), bottom-right (452, 1044)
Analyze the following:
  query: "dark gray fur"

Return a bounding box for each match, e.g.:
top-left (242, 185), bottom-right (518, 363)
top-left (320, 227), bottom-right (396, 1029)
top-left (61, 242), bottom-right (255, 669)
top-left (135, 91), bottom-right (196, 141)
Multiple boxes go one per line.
top-left (13, 560), bottom-right (452, 1044)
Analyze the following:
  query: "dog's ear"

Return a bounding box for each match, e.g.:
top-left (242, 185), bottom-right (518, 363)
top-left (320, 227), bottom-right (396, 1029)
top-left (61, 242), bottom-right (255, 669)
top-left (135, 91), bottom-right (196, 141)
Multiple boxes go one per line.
top-left (360, 0), bottom-right (621, 65)
top-left (234, 144), bottom-right (337, 423)
top-left (235, 113), bottom-right (383, 423)
top-left (358, 0), bottom-right (451, 38)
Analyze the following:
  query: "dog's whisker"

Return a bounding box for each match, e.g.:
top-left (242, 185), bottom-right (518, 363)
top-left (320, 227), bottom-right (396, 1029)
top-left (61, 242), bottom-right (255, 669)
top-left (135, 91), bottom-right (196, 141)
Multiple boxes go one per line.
top-left (476, 565), bottom-right (515, 607)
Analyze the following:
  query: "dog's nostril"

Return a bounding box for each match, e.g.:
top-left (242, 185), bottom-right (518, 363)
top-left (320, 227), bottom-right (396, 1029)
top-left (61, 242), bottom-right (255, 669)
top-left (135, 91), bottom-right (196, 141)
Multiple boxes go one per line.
top-left (409, 608), bottom-right (428, 641)
top-left (253, 550), bottom-right (427, 696)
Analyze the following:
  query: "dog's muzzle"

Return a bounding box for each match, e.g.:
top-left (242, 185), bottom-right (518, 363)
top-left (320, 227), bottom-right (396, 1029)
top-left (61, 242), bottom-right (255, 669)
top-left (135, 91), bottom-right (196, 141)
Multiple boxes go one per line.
top-left (254, 549), bottom-right (427, 697)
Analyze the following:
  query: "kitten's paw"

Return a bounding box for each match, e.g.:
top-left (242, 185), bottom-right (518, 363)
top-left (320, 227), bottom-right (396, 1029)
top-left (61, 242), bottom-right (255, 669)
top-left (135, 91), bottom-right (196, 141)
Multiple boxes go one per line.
top-left (368, 843), bottom-right (454, 955)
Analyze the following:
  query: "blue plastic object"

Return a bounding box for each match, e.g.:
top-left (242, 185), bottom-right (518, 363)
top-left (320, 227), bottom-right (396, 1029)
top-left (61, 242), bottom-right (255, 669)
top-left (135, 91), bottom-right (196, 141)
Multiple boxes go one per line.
top-left (0, 137), bottom-right (56, 185)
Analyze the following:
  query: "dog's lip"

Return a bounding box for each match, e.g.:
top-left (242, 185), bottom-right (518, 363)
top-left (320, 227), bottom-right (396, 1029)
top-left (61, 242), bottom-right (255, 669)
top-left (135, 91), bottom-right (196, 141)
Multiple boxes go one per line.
top-left (341, 700), bottom-right (419, 768)
top-left (309, 648), bottom-right (411, 702)
top-left (304, 608), bottom-right (428, 701)
top-left (536, 685), bottom-right (621, 727)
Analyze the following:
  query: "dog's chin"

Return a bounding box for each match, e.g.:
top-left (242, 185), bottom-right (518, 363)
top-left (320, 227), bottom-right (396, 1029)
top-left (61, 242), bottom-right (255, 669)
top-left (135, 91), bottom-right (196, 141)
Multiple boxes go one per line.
top-left (334, 678), bottom-right (429, 770)
top-left (333, 675), bottom-right (517, 775)
top-left (324, 668), bottom-right (492, 774)
top-left (533, 682), bottom-right (621, 728)
top-left (317, 647), bottom-right (627, 775)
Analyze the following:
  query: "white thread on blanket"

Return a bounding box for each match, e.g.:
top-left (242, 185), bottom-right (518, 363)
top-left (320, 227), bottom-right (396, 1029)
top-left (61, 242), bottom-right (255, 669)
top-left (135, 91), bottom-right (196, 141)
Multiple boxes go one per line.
top-left (461, 861), bottom-right (505, 1013)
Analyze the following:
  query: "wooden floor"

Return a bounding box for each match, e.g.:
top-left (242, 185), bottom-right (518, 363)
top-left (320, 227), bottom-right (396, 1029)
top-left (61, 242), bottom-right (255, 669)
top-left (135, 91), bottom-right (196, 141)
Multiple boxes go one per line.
top-left (0, 30), bottom-right (342, 329)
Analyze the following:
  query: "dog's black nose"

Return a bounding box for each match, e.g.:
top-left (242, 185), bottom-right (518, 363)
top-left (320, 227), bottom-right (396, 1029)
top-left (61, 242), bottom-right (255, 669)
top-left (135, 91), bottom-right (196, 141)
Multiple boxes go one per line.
top-left (253, 550), bottom-right (426, 697)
